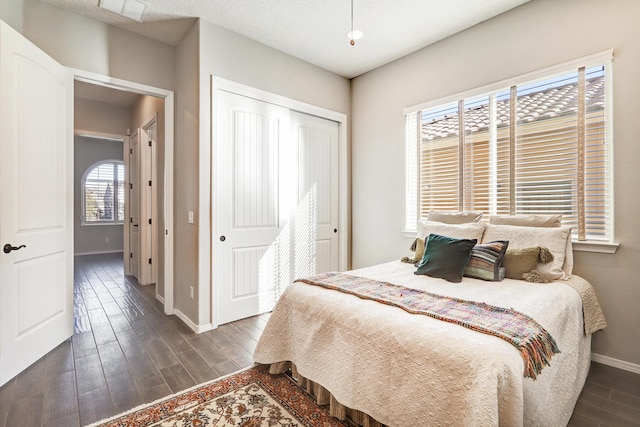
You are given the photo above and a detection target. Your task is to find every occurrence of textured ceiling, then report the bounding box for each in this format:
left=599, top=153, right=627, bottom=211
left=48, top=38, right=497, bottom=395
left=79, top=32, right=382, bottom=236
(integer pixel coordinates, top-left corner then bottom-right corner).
left=44, top=0, right=530, bottom=79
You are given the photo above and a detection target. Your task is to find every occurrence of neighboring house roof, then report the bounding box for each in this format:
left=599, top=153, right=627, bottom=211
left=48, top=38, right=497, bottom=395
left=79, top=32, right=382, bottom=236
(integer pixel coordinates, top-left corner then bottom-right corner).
left=422, top=76, right=605, bottom=141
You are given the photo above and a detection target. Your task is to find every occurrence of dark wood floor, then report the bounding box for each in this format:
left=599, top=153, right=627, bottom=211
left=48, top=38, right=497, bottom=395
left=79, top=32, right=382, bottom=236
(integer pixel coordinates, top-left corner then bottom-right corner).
left=0, top=252, right=638, bottom=426
left=0, top=253, right=268, bottom=427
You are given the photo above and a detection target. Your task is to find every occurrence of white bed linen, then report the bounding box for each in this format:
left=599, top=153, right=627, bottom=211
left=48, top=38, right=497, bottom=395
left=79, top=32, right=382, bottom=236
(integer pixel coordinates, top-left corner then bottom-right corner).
left=253, top=261, right=595, bottom=426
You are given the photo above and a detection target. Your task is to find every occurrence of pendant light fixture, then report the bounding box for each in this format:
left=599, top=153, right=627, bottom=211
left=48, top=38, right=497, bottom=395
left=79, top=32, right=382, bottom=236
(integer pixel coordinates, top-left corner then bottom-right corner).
left=347, top=0, right=363, bottom=46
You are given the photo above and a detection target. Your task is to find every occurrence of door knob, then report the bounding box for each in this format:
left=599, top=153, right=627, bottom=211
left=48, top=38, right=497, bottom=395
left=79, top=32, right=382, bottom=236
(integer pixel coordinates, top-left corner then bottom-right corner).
left=3, top=244, right=26, bottom=254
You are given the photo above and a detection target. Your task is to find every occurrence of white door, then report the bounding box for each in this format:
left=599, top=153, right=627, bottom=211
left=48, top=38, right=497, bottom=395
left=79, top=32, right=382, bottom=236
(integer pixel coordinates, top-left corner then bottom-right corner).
left=139, top=121, right=156, bottom=286
left=129, top=131, right=140, bottom=280
left=0, top=21, right=73, bottom=386
left=216, top=91, right=290, bottom=325
left=290, top=112, right=339, bottom=277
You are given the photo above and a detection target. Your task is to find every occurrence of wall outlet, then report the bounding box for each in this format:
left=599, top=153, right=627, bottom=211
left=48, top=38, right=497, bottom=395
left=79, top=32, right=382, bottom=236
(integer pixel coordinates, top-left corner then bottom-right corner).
left=190, top=286, right=194, bottom=299
left=188, top=211, right=194, bottom=224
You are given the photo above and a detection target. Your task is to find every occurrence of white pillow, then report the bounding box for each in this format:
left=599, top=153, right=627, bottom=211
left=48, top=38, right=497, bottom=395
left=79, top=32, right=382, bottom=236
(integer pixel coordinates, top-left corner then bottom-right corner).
left=481, top=224, right=571, bottom=280
left=428, top=211, right=483, bottom=224
left=417, top=219, right=486, bottom=242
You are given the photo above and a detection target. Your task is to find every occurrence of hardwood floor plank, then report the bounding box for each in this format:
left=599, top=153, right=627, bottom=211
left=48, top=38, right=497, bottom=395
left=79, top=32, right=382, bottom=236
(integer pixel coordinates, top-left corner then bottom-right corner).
left=188, top=335, right=231, bottom=366
left=145, top=337, right=180, bottom=369
left=43, top=371, right=78, bottom=420
left=0, top=378, right=16, bottom=427
left=12, top=357, right=47, bottom=404
left=159, top=364, right=196, bottom=393
left=45, top=340, right=75, bottom=378
left=72, top=331, right=98, bottom=359
left=97, top=342, right=130, bottom=376
left=78, top=387, right=113, bottom=426
left=104, top=370, right=144, bottom=414
left=5, top=394, right=44, bottom=427
left=75, top=354, right=107, bottom=395
left=140, top=382, right=173, bottom=404
left=45, top=412, right=81, bottom=427
left=175, top=349, right=220, bottom=383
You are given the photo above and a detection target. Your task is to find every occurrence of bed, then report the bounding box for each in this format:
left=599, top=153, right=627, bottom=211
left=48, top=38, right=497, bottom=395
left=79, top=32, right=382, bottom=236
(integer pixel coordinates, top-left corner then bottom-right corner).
left=253, top=219, right=607, bottom=426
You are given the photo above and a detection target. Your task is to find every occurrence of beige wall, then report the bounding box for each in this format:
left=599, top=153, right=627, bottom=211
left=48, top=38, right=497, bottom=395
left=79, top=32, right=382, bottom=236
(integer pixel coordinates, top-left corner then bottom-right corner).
left=0, top=0, right=23, bottom=32
left=174, top=23, right=200, bottom=322
left=21, top=0, right=174, bottom=91
left=351, top=0, right=640, bottom=366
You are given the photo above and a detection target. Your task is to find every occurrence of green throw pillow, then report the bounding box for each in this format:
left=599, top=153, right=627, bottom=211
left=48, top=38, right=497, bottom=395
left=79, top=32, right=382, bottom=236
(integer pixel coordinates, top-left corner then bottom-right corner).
left=415, top=234, right=477, bottom=283
left=464, top=240, right=510, bottom=281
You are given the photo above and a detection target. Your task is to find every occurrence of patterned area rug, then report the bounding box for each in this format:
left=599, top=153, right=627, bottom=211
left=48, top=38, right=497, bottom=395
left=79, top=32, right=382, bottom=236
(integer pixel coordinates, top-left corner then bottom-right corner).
left=87, top=365, right=348, bottom=427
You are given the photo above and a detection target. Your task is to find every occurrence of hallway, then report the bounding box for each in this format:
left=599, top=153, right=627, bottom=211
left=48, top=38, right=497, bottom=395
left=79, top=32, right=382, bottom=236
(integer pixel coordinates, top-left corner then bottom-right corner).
left=0, top=253, right=266, bottom=426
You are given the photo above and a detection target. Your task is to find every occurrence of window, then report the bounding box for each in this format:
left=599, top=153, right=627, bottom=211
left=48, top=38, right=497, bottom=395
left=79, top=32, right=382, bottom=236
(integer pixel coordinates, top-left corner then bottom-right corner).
left=82, top=160, right=125, bottom=224
left=405, top=51, right=613, bottom=243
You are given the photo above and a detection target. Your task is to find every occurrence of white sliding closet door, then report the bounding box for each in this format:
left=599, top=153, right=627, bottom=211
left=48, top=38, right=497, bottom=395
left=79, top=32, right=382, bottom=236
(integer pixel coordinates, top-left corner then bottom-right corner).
left=290, top=111, right=339, bottom=277
left=216, top=92, right=340, bottom=325
left=216, top=91, right=291, bottom=325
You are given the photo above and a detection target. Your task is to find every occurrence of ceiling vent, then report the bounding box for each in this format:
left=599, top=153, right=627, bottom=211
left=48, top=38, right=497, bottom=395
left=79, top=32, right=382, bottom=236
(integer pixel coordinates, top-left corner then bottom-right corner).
left=99, top=0, right=147, bottom=22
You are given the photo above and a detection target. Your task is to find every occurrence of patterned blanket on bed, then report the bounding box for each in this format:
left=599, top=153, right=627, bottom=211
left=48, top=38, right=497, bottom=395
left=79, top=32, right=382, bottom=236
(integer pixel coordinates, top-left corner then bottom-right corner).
left=295, top=272, right=560, bottom=379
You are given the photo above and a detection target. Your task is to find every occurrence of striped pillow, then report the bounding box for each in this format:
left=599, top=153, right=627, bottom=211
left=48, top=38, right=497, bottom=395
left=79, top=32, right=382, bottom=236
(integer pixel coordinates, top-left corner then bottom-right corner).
left=464, top=240, right=509, bottom=281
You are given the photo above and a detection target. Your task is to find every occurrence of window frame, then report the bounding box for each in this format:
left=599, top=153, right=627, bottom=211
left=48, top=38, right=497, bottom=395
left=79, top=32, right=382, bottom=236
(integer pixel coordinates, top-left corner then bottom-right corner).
left=404, top=50, right=617, bottom=252
left=81, top=159, right=125, bottom=226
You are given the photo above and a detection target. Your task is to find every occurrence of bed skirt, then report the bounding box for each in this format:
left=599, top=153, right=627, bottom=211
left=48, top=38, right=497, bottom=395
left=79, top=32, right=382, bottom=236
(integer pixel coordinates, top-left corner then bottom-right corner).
left=266, top=361, right=387, bottom=427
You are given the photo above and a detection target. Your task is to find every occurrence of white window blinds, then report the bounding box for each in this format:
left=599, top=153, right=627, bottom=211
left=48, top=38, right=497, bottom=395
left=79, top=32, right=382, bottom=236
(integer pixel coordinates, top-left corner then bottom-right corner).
left=83, top=161, right=125, bottom=223
left=405, top=52, right=613, bottom=242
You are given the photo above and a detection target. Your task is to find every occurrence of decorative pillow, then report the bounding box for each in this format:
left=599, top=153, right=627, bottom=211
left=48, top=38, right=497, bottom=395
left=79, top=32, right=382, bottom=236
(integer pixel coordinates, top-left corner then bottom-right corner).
left=463, top=240, right=509, bottom=281
left=400, top=237, right=426, bottom=265
left=417, top=219, right=486, bottom=242
left=428, top=211, right=483, bottom=224
left=415, top=234, right=477, bottom=283
left=481, top=224, right=570, bottom=280
left=502, top=246, right=554, bottom=282
left=489, top=214, right=562, bottom=228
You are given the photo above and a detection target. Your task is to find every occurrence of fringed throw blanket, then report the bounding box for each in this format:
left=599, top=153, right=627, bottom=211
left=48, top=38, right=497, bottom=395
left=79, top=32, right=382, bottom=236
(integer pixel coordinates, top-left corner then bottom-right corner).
left=296, top=272, right=560, bottom=379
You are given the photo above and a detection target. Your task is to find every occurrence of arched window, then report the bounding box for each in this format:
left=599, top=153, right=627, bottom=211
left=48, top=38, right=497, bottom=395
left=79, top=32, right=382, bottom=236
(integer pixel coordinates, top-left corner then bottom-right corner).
left=82, top=160, right=125, bottom=224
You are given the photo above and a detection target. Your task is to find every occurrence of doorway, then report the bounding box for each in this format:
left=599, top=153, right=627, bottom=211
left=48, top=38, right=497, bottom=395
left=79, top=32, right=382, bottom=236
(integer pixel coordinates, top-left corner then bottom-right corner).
left=73, top=72, right=175, bottom=314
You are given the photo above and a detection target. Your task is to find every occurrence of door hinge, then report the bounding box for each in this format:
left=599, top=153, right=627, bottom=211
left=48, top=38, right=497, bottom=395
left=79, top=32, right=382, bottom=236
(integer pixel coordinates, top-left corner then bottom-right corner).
left=130, top=252, right=133, bottom=258
left=130, top=217, right=133, bottom=223
left=129, top=183, right=133, bottom=189
left=148, top=180, right=152, bottom=186
left=129, top=148, right=132, bottom=154
left=148, top=258, right=152, bottom=264
left=148, top=218, right=152, bottom=225
left=148, top=140, right=152, bottom=147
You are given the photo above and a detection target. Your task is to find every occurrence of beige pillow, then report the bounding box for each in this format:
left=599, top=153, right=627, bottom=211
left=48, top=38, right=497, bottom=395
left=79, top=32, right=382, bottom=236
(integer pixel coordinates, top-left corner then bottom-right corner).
left=489, top=214, right=562, bottom=228
left=417, top=220, right=486, bottom=241
left=428, top=211, right=483, bottom=224
left=481, top=224, right=570, bottom=280
left=502, top=247, right=554, bottom=282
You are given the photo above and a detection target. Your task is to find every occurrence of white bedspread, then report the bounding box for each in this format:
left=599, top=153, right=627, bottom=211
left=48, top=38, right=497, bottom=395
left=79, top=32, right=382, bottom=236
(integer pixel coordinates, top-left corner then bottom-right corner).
left=253, top=261, right=603, bottom=426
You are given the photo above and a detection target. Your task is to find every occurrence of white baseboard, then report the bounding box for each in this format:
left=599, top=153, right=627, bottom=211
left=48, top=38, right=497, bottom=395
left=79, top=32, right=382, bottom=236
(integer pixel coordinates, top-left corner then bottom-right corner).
left=156, top=294, right=165, bottom=304
left=592, top=353, right=640, bottom=374
left=173, top=309, right=215, bottom=334
left=74, top=250, right=123, bottom=256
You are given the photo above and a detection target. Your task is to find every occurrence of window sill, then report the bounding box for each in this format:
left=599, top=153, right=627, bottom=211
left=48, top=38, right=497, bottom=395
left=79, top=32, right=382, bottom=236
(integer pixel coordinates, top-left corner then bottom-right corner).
left=572, top=240, right=619, bottom=254
left=81, top=222, right=124, bottom=227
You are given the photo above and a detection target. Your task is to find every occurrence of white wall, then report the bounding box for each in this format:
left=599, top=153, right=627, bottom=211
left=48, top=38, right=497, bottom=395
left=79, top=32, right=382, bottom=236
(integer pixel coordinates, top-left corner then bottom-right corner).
left=351, top=0, right=640, bottom=366
left=74, top=135, right=124, bottom=255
